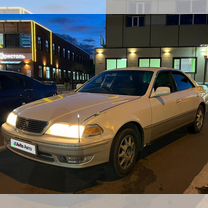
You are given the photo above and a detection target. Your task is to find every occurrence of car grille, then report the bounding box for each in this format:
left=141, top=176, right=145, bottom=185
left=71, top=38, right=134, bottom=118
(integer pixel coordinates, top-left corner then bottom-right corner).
left=16, top=117, right=48, bottom=134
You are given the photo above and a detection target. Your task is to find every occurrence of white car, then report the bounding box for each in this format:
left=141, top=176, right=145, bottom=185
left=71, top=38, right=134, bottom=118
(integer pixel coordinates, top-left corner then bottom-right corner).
left=2, top=68, right=206, bottom=178
left=199, top=85, right=208, bottom=105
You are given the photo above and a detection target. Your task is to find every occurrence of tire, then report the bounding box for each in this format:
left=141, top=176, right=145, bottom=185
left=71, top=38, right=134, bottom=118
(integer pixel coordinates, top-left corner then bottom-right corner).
left=188, top=105, right=205, bottom=133
left=106, top=126, right=141, bottom=179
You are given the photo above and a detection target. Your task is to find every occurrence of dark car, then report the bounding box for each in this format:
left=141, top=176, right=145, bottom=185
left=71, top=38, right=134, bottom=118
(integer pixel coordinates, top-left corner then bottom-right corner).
left=0, top=71, right=57, bottom=124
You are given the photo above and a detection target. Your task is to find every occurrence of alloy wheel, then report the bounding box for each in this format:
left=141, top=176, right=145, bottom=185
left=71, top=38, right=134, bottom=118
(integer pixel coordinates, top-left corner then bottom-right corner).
left=196, top=108, right=204, bottom=130
left=118, top=135, right=136, bottom=170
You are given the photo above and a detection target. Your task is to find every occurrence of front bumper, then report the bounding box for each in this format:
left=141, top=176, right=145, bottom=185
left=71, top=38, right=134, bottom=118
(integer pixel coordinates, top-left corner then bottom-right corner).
left=1, top=123, right=112, bottom=168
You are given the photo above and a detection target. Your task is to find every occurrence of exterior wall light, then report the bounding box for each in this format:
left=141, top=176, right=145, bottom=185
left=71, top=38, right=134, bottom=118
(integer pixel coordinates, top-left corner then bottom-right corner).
left=96, top=49, right=104, bottom=55
left=24, top=59, right=31, bottom=64
left=128, top=48, right=137, bottom=54
left=162, top=48, right=172, bottom=56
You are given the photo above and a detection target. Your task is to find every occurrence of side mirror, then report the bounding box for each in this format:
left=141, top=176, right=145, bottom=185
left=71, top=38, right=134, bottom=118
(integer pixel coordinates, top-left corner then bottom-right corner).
left=151, top=87, right=171, bottom=98
left=76, top=83, right=83, bottom=89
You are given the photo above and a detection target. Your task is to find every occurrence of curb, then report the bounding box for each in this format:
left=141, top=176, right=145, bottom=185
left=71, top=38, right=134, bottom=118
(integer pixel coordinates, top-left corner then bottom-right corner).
left=184, top=163, right=208, bottom=194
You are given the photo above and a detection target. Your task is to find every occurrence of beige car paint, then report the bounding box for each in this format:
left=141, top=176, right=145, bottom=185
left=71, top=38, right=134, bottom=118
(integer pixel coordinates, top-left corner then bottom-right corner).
left=1, top=67, right=205, bottom=168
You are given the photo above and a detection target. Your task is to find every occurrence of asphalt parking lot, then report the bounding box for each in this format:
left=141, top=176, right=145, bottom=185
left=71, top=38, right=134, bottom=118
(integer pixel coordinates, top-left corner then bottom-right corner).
left=0, top=117, right=208, bottom=194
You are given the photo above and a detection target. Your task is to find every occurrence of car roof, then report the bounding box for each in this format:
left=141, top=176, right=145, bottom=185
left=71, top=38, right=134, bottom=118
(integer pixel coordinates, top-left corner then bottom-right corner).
left=0, top=70, right=25, bottom=76
left=111, top=67, right=181, bottom=73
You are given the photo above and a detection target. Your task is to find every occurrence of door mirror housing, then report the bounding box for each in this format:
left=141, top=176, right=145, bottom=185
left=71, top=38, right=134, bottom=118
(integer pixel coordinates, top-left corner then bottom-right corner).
left=76, top=83, right=83, bottom=90
left=151, top=87, right=171, bottom=97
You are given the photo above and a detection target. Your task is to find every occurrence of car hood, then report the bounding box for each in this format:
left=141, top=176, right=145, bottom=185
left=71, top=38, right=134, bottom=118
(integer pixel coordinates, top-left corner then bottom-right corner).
left=15, top=92, right=138, bottom=124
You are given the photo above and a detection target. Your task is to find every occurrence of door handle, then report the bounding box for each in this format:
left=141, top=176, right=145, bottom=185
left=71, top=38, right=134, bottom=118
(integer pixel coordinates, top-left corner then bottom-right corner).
left=176, top=98, right=183, bottom=103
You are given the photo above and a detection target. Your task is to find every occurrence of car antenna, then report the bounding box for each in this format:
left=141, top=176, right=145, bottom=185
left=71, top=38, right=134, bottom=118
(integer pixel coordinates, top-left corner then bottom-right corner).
left=77, top=113, right=81, bottom=143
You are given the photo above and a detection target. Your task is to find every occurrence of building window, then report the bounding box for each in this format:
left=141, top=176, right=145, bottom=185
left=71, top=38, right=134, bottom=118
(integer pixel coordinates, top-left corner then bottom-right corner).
left=38, top=66, right=43, bottom=78
left=5, top=34, right=19, bottom=48
left=45, top=40, right=49, bottom=52
left=138, top=58, right=161, bottom=68
left=72, top=52, right=75, bottom=61
left=73, top=71, right=76, bottom=80
left=136, top=1, right=145, bottom=14
left=67, top=50, right=70, bottom=60
left=63, top=48, right=66, bottom=58
left=173, top=58, right=196, bottom=73
left=52, top=68, right=56, bottom=79
left=166, top=15, right=179, bottom=25
left=52, top=43, right=55, bottom=54
left=106, top=58, right=127, bottom=70
left=194, top=14, right=207, bottom=24
left=0, top=34, right=4, bottom=48
left=37, top=37, right=42, bottom=50
left=68, top=70, right=71, bottom=78
left=126, top=15, right=145, bottom=27
left=76, top=72, right=79, bottom=81
left=58, top=46, right=61, bottom=56
left=20, top=34, right=31, bottom=48
left=46, top=67, right=50, bottom=79
left=180, top=14, right=193, bottom=25
left=57, top=69, right=61, bottom=79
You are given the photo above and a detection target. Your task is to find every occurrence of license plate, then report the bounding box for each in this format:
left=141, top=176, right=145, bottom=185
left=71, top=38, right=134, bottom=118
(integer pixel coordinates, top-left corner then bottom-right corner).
left=10, top=139, right=36, bottom=155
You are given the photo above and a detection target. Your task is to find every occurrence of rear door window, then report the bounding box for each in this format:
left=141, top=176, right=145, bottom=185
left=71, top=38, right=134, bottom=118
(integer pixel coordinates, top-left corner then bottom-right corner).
left=172, top=71, right=194, bottom=91
left=0, top=74, right=24, bottom=91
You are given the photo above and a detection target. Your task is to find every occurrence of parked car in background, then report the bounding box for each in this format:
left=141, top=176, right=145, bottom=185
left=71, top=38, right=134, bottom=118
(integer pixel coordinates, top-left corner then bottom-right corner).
left=199, top=85, right=208, bottom=106
left=0, top=71, right=57, bottom=124
left=2, top=68, right=206, bottom=178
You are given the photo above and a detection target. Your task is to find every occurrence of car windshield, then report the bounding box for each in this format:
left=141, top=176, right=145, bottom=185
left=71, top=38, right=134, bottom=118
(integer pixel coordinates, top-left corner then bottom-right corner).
left=78, top=70, right=153, bottom=96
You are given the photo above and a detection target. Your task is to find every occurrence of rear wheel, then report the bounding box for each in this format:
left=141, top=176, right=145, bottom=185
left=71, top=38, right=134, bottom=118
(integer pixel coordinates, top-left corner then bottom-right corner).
left=106, top=126, right=141, bottom=179
left=188, top=105, right=205, bottom=133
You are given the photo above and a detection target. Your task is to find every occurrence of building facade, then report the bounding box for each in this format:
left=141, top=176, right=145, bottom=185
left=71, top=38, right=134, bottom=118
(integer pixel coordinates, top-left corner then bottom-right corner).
left=96, top=14, right=208, bottom=84
left=106, top=0, right=208, bottom=14
left=0, top=20, right=92, bottom=86
left=0, top=7, right=31, bottom=14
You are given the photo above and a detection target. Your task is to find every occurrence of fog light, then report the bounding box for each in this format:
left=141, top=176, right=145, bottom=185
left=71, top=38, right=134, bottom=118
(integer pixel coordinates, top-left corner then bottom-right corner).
left=65, top=155, right=94, bottom=164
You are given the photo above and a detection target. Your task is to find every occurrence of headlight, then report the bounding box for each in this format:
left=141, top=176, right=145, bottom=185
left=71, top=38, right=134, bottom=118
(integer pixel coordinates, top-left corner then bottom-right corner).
left=6, top=112, right=17, bottom=127
left=46, top=123, right=103, bottom=138
left=46, top=123, right=85, bottom=138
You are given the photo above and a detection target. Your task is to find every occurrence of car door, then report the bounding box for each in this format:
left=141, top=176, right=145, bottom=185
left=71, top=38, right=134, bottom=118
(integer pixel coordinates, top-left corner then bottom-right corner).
left=171, top=71, right=199, bottom=125
left=0, top=74, right=25, bottom=123
left=149, top=71, right=182, bottom=141
left=21, top=75, right=37, bottom=103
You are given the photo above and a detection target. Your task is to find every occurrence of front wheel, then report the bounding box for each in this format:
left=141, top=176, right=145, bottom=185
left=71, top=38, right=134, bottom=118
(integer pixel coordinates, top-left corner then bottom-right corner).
left=188, top=105, right=205, bottom=133
left=106, top=127, right=141, bottom=179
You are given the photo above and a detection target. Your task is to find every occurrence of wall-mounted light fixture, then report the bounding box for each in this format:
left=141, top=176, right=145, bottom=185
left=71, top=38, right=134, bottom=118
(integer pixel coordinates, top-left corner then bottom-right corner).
left=128, top=48, right=137, bottom=55
left=96, top=49, right=104, bottom=55
left=24, top=59, right=31, bottom=64
left=162, top=48, right=172, bottom=56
